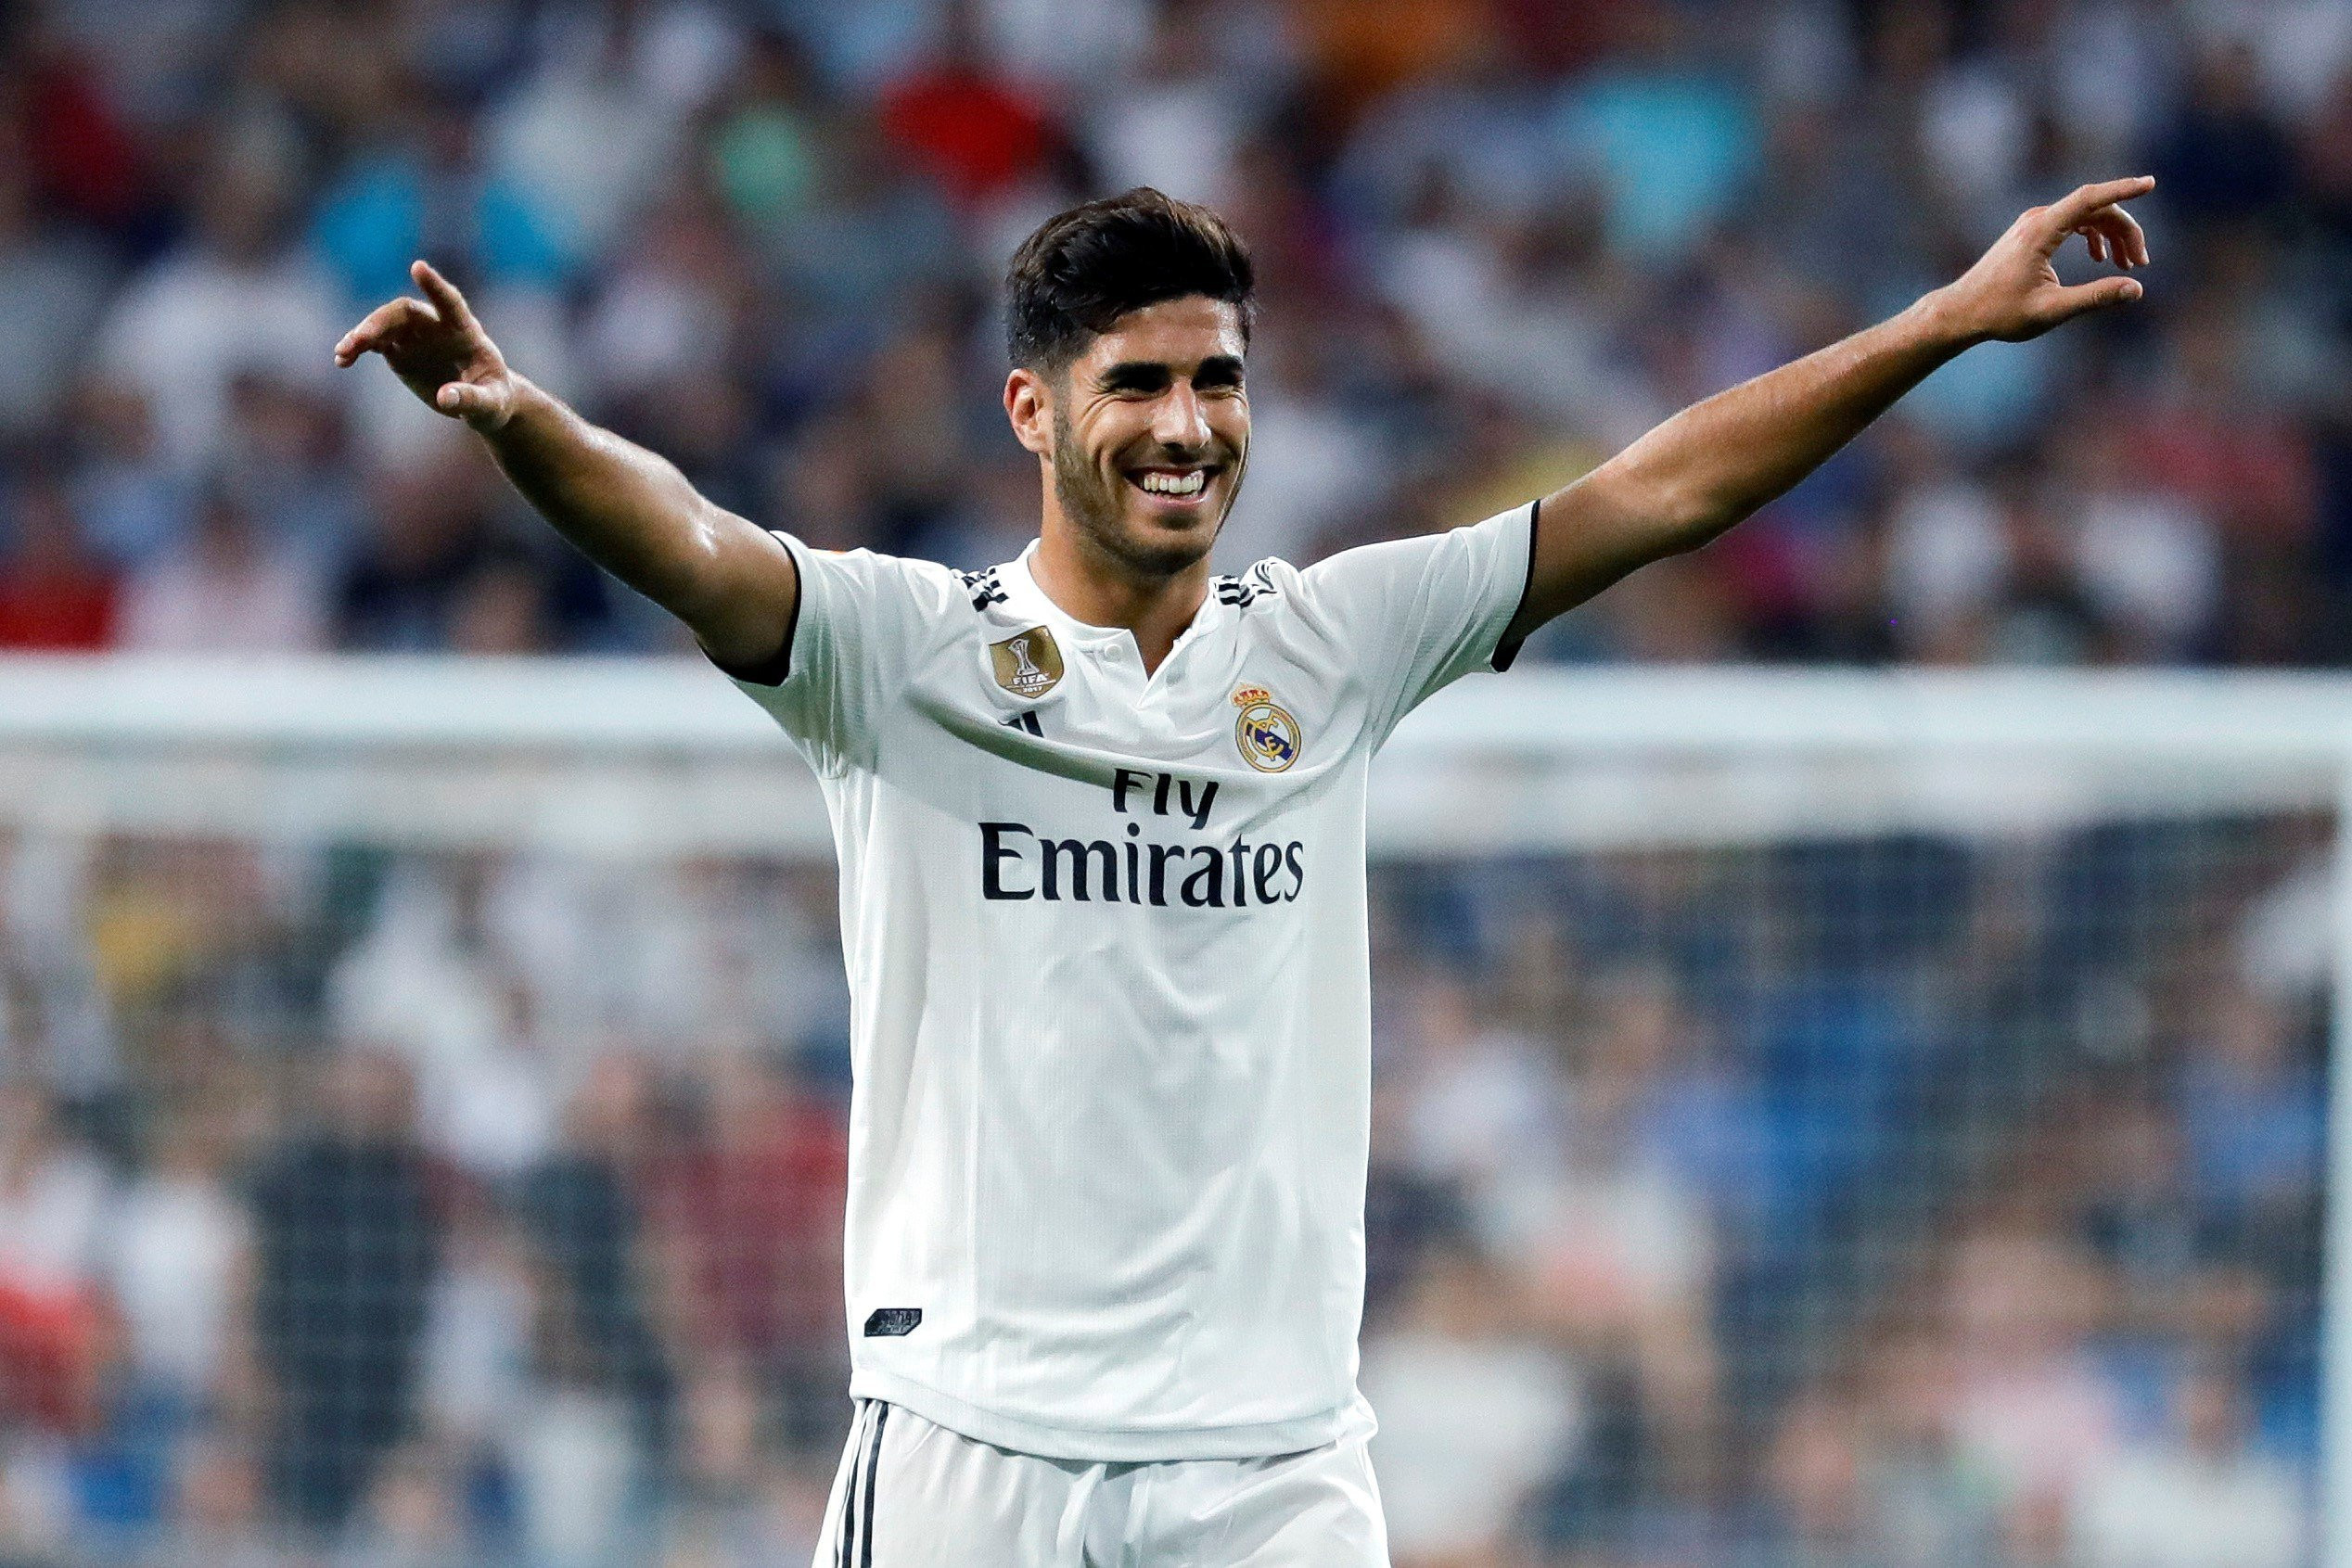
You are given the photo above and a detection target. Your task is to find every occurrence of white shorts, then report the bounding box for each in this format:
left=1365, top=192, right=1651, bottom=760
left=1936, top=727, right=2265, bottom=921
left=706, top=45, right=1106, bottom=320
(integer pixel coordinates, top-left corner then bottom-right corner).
left=812, top=1400, right=1390, bottom=1567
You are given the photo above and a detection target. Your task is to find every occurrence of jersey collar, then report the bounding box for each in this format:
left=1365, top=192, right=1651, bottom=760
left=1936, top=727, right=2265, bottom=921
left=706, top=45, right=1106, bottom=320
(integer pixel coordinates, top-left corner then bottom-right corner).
left=1000, top=540, right=1228, bottom=657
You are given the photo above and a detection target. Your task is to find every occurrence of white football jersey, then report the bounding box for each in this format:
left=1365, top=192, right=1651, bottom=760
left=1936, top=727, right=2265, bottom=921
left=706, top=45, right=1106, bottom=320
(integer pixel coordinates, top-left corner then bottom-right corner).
left=724, top=504, right=1537, bottom=1461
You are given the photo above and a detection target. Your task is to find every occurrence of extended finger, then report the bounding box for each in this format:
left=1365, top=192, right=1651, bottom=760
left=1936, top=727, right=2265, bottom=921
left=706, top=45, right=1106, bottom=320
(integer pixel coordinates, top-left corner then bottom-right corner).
left=2097, top=203, right=2150, bottom=267
left=2044, top=175, right=2155, bottom=238
left=411, top=260, right=480, bottom=334
left=334, top=298, right=439, bottom=364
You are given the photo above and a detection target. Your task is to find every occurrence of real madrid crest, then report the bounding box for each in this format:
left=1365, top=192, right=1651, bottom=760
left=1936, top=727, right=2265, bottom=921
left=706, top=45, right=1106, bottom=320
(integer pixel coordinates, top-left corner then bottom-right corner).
left=1233, top=685, right=1302, bottom=772
left=990, top=626, right=1064, bottom=698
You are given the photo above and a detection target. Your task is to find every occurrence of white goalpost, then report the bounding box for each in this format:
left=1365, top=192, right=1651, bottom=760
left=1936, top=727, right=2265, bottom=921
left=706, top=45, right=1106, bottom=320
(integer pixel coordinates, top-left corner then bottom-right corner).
left=6, top=656, right=2341, bottom=1562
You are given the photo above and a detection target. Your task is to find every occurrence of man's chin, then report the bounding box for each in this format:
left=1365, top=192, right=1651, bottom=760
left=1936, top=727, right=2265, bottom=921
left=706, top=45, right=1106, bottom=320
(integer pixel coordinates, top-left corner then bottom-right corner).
left=1101, top=509, right=1221, bottom=578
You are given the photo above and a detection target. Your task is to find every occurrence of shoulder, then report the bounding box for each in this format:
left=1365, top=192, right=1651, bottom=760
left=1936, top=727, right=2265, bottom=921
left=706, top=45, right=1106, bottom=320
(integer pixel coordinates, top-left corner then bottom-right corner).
left=799, top=542, right=970, bottom=618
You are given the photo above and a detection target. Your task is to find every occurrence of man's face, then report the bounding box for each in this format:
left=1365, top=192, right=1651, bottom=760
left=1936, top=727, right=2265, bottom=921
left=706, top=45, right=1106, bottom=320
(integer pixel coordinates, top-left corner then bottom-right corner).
left=1009, top=296, right=1250, bottom=579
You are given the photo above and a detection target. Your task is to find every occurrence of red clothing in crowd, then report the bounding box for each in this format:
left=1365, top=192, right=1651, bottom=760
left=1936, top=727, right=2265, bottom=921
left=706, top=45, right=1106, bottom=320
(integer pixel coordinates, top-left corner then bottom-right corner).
left=879, top=66, right=1057, bottom=203
left=0, top=561, right=118, bottom=650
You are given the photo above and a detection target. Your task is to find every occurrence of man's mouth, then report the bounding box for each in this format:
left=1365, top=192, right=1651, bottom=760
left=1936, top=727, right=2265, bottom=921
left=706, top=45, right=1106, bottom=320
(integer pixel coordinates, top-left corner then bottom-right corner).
left=1127, top=465, right=1218, bottom=504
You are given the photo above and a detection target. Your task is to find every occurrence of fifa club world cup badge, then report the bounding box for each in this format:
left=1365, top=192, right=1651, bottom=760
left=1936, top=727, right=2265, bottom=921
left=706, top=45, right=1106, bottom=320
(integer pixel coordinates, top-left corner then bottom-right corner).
left=1233, top=686, right=1302, bottom=772
left=991, top=627, right=1064, bottom=698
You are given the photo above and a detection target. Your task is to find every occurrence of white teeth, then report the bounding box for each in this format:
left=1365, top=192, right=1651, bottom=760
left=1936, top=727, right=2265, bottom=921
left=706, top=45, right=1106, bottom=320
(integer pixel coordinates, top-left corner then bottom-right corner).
left=1140, top=471, right=1207, bottom=497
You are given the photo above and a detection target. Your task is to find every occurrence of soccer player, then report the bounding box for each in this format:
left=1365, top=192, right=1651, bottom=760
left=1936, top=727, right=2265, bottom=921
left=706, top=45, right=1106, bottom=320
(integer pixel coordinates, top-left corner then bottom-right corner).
left=335, top=176, right=2152, bottom=1564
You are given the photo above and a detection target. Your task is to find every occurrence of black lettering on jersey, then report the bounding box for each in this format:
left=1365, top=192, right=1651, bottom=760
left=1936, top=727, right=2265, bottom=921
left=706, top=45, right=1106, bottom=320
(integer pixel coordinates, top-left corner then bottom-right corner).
left=1254, top=843, right=1286, bottom=904
left=1213, top=564, right=1280, bottom=609
left=863, top=1307, right=923, bottom=1337
left=1041, top=838, right=1117, bottom=901
left=1178, top=779, right=1218, bottom=830
left=981, top=822, right=1302, bottom=908
left=981, top=822, right=1035, bottom=899
left=957, top=567, right=1009, bottom=611
left=1180, top=846, right=1225, bottom=908
left=1148, top=843, right=1187, bottom=905
left=1109, top=770, right=1218, bottom=829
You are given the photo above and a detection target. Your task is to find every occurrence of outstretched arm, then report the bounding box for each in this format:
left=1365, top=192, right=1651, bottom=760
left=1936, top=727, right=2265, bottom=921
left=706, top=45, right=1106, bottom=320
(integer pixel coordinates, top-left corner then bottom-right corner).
left=1505, top=175, right=2155, bottom=641
left=334, top=260, right=797, bottom=669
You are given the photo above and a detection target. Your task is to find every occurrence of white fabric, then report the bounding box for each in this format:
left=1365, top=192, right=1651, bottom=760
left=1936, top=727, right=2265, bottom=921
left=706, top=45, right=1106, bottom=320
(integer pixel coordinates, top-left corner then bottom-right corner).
left=813, top=1399, right=1388, bottom=1568
left=727, top=507, right=1534, bottom=1462
left=2069, top=1443, right=2308, bottom=1568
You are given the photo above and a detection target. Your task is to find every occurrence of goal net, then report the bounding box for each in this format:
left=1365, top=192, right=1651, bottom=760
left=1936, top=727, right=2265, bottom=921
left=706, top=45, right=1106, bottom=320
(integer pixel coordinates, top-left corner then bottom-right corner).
left=0, top=657, right=2333, bottom=1568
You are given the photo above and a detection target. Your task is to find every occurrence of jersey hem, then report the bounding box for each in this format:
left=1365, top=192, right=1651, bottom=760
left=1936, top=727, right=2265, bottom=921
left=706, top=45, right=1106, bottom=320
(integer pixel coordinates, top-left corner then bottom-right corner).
left=1490, top=496, right=1540, bottom=673
left=847, top=1367, right=1377, bottom=1463
left=701, top=529, right=805, bottom=687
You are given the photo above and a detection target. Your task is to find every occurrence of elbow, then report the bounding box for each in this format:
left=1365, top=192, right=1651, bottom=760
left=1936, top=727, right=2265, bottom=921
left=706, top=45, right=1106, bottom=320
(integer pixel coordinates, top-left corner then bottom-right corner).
left=1602, top=465, right=1735, bottom=560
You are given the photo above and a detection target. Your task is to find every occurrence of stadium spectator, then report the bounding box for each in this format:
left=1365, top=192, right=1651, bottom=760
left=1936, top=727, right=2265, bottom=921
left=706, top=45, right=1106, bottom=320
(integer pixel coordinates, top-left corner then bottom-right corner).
left=159, top=1431, right=281, bottom=1568
left=1935, top=1222, right=2126, bottom=1527
left=0, top=466, right=119, bottom=651
left=2068, top=1359, right=2307, bottom=1568
left=0, top=1082, right=109, bottom=1434
left=90, top=145, right=342, bottom=475
left=249, top=1051, right=442, bottom=1532
left=334, top=1443, right=470, bottom=1568
left=118, top=480, right=325, bottom=654
left=516, top=1057, right=676, bottom=1469
left=0, top=153, right=111, bottom=447
left=329, top=443, right=513, bottom=655
left=2175, top=981, right=2322, bottom=1254
left=1359, top=1238, right=1580, bottom=1568
left=103, top=1105, right=251, bottom=1421
left=648, top=1052, right=847, bottom=1449
left=876, top=0, right=1063, bottom=210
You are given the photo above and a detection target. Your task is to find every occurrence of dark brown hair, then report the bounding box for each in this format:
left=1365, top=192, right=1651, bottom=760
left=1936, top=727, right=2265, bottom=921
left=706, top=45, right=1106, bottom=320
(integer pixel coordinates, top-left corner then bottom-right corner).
left=1003, top=187, right=1256, bottom=370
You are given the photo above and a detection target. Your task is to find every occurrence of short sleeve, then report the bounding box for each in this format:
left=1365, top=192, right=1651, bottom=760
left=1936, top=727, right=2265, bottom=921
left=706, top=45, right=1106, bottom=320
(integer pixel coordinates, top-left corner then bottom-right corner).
left=712, top=532, right=948, bottom=774
left=1295, top=502, right=1539, bottom=742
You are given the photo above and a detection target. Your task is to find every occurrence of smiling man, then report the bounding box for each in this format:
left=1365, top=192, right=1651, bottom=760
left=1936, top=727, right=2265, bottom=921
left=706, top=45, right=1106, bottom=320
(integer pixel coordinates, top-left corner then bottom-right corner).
left=336, top=179, right=2152, bottom=1565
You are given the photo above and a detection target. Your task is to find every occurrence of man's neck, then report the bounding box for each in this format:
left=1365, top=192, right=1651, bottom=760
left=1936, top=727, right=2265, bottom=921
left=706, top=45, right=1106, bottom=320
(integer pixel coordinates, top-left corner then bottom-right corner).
left=1030, top=520, right=1212, bottom=676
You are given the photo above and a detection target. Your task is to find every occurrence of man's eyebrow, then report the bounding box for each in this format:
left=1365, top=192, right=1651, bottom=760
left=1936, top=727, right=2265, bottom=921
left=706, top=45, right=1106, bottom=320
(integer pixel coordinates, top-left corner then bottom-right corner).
left=1094, top=356, right=1246, bottom=390
left=1096, top=361, right=1173, bottom=391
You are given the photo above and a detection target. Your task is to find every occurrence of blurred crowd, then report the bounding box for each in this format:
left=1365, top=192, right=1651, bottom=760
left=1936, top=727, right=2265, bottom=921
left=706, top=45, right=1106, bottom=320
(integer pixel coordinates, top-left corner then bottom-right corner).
left=0, top=814, right=2326, bottom=1566
left=0, top=0, right=2343, bottom=1564
left=0, top=0, right=2350, bottom=663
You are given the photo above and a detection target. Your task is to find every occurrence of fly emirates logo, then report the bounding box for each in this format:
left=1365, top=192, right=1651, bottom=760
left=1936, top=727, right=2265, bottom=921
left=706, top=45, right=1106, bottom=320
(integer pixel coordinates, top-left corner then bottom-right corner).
left=979, top=768, right=1306, bottom=910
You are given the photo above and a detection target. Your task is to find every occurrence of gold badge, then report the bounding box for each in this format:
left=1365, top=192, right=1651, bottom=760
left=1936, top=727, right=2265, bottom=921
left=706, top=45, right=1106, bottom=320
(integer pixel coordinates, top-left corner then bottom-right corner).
left=990, top=626, right=1064, bottom=698
left=1234, top=685, right=1302, bottom=772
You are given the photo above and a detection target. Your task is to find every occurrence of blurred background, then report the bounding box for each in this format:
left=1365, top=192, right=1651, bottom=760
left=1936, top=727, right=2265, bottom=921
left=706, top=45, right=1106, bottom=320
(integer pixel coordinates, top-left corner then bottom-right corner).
left=0, top=0, right=2339, bottom=1563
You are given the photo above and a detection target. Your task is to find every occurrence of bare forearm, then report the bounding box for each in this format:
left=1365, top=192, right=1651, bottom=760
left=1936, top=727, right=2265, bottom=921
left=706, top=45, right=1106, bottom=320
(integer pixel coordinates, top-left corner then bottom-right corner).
left=335, top=260, right=794, bottom=664
left=1515, top=300, right=1965, bottom=624
left=482, top=381, right=723, bottom=607
left=1615, top=293, right=1969, bottom=547
left=1513, top=177, right=2152, bottom=635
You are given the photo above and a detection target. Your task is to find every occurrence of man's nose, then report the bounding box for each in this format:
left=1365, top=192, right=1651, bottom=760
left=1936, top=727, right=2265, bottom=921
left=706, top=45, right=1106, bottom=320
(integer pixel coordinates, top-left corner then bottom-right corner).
left=1150, top=385, right=1210, bottom=451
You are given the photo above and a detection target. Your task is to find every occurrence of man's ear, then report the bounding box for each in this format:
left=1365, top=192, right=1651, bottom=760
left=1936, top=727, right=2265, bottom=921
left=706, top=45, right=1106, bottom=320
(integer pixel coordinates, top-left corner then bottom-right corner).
left=1004, top=367, right=1053, bottom=457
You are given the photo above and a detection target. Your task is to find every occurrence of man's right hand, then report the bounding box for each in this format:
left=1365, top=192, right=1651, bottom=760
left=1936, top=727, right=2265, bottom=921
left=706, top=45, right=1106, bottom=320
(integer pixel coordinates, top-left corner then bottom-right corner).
left=334, top=259, right=522, bottom=431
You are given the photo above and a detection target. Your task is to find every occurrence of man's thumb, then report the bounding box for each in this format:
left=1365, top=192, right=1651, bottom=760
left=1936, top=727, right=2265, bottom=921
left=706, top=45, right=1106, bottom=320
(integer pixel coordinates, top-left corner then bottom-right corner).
left=2051, top=275, right=2142, bottom=325
left=436, top=380, right=505, bottom=426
